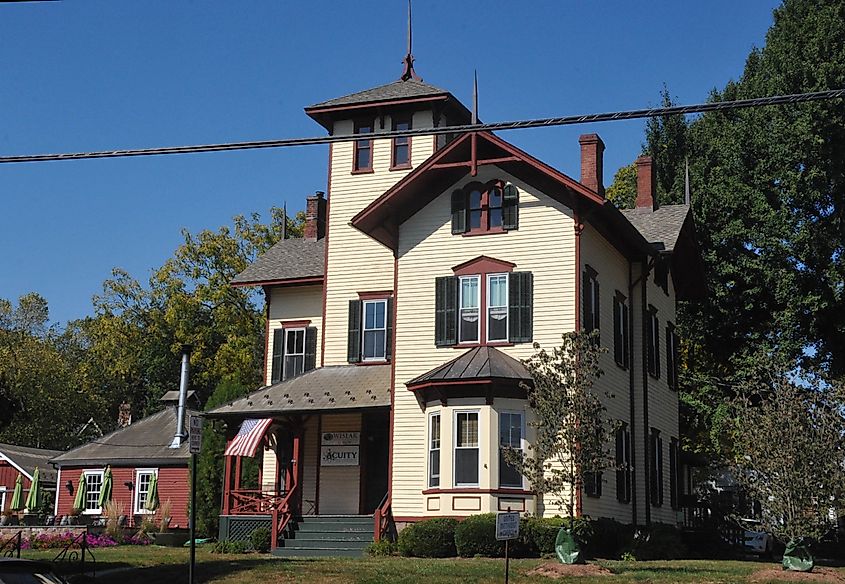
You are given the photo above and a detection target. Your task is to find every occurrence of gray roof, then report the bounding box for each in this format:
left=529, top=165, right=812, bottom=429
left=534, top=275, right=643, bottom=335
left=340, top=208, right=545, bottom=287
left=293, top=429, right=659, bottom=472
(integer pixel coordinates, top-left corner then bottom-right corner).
left=620, top=204, right=690, bottom=252
left=159, top=390, right=198, bottom=404
left=407, top=347, right=531, bottom=386
left=0, top=443, right=63, bottom=483
left=307, top=78, right=450, bottom=110
left=231, top=238, right=325, bottom=285
left=206, top=365, right=391, bottom=418
left=51, top=408, right=197, bottom=467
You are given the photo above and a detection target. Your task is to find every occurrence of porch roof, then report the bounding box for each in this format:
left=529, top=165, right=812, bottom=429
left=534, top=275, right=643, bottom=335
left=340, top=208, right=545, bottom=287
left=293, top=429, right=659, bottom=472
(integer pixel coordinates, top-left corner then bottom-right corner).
left=205, top=365, right=391, bottom=419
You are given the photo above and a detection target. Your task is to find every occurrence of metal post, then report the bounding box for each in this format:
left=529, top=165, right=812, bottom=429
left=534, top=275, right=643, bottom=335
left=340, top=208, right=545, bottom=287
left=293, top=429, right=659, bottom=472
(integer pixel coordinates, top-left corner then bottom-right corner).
left=504, top=538, right=510, bottom=584
left=189, top=452, right=197, bottom=584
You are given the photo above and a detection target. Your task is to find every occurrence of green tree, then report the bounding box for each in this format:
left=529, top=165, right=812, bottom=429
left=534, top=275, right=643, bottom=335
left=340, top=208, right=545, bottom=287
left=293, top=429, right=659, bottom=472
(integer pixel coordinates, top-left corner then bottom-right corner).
left=643, top=85, right=690, bottom=204
left=605, top=162, right=637, bottom=209
left=504, top=331, right=616, bottom=520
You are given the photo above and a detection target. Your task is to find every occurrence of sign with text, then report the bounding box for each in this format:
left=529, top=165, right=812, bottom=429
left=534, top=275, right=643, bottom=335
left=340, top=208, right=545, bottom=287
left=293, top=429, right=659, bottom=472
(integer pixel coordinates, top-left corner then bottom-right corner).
left=321, top=431, right=360, bottom=446
left=189, top=416, right=203, bottom=454
left=495, top=511, right=520, bottom=541
left=320, top=445, right=360, bottom=466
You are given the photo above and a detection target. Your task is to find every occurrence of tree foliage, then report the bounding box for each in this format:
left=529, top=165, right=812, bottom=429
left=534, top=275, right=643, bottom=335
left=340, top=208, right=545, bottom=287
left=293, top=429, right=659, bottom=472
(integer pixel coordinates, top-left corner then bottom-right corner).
left=505, top=331, right=617, bottom=518
left=728, top=362, right=845, bottom=546
left=605, top=163, right=637, bottom=209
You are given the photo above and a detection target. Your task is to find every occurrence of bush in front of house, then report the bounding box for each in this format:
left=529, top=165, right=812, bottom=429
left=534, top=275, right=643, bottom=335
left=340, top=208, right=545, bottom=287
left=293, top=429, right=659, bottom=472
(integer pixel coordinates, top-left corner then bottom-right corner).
left=249, top=527, right=271, bottom=553
left=586, top=517, right=632, bottom=559
left=210, top=539, right=250, bottom=554
left=455, top=514, right=505, bottom=557
left=365, top=539, right=398, bottom=556
left=521, top=516, right=594, bottom=557
left=622, top=523, right=687, bottom=560
left=397, top=518, right=458, bottom=557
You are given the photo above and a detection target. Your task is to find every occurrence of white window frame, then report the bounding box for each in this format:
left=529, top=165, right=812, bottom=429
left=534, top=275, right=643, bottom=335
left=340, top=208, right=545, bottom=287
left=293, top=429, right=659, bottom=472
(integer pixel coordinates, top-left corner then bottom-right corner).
left=361, top=299, right=388, bottom=361
left=486, top=273, right=509, bottom=343
left=134, top=468, right=159, bottom=515
left=498, top=410, right=526, bottom=489
left=82, top=470, right=104, bottom=515
left=283, top=327, right=306, bottom=380
left=453, top=409, right=481, bottom=487
left=428, top=412, right=441, bottom=488
left=0, top=486, right=6, bottom=512
left=458, top=275, right=481, bottom=344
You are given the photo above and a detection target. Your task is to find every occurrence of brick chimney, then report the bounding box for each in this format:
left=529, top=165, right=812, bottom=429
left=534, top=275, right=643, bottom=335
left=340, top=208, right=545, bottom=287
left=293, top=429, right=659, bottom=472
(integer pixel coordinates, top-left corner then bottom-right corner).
left=304, top=191, right=327, bottom=241
left=635, top=155, right=658, bottom=212
left=579, top=133, right=605, bottom=197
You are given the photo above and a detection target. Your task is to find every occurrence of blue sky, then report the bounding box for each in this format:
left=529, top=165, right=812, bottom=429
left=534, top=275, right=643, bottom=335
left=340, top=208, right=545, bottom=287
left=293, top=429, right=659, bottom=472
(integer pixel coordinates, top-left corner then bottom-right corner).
left=1, top=0, right=781, bottom=325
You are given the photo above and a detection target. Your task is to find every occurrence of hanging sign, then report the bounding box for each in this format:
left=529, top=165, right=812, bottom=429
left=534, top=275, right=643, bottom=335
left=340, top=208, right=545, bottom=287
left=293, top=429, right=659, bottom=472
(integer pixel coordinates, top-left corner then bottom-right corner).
left=189, top=416, right=203, bottom=454
left=321, top=432, right=360, bottom=446
left=320, top=445, right=359, bottom=466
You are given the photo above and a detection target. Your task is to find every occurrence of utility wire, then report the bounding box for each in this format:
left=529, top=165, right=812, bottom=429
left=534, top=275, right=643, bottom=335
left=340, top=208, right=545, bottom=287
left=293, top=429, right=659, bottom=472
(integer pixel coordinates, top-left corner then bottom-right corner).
left=1, top=88, right=843, bottom=164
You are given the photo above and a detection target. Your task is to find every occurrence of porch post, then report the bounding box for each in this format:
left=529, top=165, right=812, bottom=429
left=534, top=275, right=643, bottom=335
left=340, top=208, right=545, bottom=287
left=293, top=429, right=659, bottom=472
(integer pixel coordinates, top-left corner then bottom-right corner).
left=223, top=451, right=232, bottom=515
left=234, top=456, right=242, bottom=492
left=292, top=430, right=301, bottom=515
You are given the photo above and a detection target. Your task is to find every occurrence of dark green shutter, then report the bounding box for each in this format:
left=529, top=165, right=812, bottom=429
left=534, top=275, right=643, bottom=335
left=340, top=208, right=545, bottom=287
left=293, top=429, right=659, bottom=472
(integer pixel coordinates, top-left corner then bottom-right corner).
left=616, top=426, right=626, bottom=502
left=304, top=326, right=317, bottom=372
left=654, top=315, right=661, bottom=378
left=451, top=189, right=466, bottom=234
left=385, top=297, right=394, bottom=359
left=669, top=438, right=678, bottom=509
left=508, top=271, right=533, bottom=343
left=502, top=183, right=519, bottom=230
left=613, top=298, right=622, bottom=365
left=271, top=329, right=284, bottom=384
left=594, top=279, right=601, bottom=343
left=347, top=299, right=362, bottom=363
left=582, top=270, right=590, bottom=332
left=435, top=276, right=458, bottom=346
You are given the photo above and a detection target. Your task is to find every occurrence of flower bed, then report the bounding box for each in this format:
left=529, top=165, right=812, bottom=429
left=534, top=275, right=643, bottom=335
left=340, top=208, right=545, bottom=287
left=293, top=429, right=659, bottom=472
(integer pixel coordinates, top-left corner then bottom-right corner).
left=21, top=530, right=152, bottom=550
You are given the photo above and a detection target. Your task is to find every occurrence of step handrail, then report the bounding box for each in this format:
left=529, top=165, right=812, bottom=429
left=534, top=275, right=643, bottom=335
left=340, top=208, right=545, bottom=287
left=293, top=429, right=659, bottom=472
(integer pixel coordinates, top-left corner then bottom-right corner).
left=373, top=492, right=392, bottom=542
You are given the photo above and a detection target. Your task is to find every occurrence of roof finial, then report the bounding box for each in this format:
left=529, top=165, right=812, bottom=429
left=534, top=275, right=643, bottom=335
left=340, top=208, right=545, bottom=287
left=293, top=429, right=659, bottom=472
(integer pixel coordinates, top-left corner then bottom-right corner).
left=472, top=70, right=478, bottom=124
left=684, top=157, right=691, bottom=205
left=400, top=0, right=420, bottom=81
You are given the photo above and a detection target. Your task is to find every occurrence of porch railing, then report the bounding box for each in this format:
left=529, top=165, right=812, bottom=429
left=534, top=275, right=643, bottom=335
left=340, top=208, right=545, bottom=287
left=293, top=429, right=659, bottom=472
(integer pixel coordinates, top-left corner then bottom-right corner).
left=228, top=490, right=288, bottom=515
left=373, top=493, right=393, bottom=542
left=270, top=475, right=299, bottom=549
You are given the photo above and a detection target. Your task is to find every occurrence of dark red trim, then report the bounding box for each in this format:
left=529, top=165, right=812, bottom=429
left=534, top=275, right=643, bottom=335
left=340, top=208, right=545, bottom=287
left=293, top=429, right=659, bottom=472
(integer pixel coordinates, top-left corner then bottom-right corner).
left=470, top=132, right=478, bottom=177
left=305, top=94, right=450, bottom=116
left=358, top=290, right=394, bottom=300
left=355, top=360, right=389, bottom=366
left=421, top=488, right=534, bottom=496
left=231, top=276, right=324, bottom=288
left=452, top=255, right=516, bottom=276
left=278, top=319, right=311, bottom=328
left=461, top=228, right=506, bottom=238
left=320, top=145, right=332, bottom=367
left=430, top=156, right=521, bottom=170
left=351, top=168, right=375, bottom=175
left=263, top=287, right=271, bottom=385
left=387, top=254, right=398, bottom=512
left=408, top=379, right=494, bottom=391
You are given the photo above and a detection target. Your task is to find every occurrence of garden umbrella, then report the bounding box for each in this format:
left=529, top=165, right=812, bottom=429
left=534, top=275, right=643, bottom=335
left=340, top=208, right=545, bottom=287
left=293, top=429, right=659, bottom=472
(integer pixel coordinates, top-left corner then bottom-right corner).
left=72, top=475, right=87, bottom=511
left=143, top=473, right=159, bottom=512
left=98, top=466, right=112, bottom=508
left=23, top=467, right=40, bottom=511
left=9, top=473, right=23, bottom=511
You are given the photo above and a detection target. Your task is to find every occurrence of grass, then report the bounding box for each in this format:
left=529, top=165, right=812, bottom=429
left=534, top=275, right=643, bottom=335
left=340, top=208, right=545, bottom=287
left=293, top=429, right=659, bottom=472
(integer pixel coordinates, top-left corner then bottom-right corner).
left=15, top=546, right=845, bottom=583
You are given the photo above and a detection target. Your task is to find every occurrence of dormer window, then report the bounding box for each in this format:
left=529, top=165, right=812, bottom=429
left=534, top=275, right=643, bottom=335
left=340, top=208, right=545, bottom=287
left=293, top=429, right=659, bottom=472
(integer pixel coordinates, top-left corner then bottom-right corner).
left=391, top=117, right=412, bottom=169
left=353, top=120, right=373, bottom=173
left=452, top=180, right=519, bottom=235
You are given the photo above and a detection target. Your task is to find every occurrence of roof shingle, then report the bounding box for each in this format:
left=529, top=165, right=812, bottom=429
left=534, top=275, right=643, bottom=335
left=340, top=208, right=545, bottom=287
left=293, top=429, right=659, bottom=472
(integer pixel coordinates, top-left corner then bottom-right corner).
left=407, top=347, right=531, bottom=386
left=0, top=443, right=63, bottom=483
left=620, top=204, right=690, bottom=252
left=307, top=79, right=450, bottom=110
left=231, top=238, right=324, bottom=285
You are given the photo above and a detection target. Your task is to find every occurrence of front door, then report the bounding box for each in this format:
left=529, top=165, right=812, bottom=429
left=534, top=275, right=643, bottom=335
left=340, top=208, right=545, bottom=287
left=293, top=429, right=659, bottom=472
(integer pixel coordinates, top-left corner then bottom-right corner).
left=360, top=410, right=390, bottom=514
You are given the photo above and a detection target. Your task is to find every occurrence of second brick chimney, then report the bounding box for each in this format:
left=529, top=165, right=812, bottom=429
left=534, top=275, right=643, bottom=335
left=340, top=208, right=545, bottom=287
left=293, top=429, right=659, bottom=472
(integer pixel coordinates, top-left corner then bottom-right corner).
left=635, top=155, right=658, bottom=212
left=579, top=133, right=605, bottom=197
left=304, top=191, right=327, bottom=241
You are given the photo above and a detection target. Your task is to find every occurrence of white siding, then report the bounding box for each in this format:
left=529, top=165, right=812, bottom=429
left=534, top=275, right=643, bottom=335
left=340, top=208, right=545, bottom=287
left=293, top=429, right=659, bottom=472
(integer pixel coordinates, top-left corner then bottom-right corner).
left=265, top=285, right=323, bottom=385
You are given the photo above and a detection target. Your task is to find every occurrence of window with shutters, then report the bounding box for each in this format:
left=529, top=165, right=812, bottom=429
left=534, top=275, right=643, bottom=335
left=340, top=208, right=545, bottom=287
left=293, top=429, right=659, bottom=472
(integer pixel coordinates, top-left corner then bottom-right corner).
left=647, top=305, right=660, bottom=378
left=83, top=470, right=104, bottom=514
left=613, top=292, right=629, bottom=369
left=451, top=180, right=519, bottom=235
left=347, top=296, right=393, bottom=363
left=134, top=469, right=157, bottom=514
left=454, top=411, right=480, bottom=486
left=584, top=424, right=603, bottom=498
left=271, top=325, right=318, bottom=383
left=436, top=262, right=532, bottom=347
left=499, top=412, right=524, bottom=488
left=353, top=119, right=373, bottom=173
left=391, top=116, right=412, bottom=169
left=650, top=428, right=664, bottom=507
left=615, top=423, right=632, bottom=503
left=429, top=413, right=441, bottom=488
left=669, top=437, right=679, bottom=510
left=582, top=265, right=600, bottom=340
left=666, top=323, right=679, bottom=391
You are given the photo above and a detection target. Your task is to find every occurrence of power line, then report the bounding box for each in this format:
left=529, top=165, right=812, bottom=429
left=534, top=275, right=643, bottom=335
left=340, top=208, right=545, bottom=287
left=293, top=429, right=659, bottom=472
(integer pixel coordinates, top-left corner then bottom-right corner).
left=1, top=88, right=843, bottom=164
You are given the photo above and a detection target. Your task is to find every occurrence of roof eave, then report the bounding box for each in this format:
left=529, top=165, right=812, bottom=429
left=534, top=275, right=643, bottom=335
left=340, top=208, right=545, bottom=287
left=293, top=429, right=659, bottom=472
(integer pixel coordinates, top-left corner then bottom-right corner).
left=230, top=275, right=324, bottom=288
left=305, top=93, right=469, bottom=132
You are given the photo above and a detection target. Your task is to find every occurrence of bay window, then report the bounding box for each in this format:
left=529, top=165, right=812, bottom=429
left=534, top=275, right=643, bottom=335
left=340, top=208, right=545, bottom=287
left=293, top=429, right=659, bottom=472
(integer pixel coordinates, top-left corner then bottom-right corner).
left=487, top=274, right=508, bottom=342
left=454, top=411, right=479, bottom=486
left=499, top=412, right=524, bottom=488
left=459, top=276, right=480, bottom=343
left=429, top=413, right=441, bottom=488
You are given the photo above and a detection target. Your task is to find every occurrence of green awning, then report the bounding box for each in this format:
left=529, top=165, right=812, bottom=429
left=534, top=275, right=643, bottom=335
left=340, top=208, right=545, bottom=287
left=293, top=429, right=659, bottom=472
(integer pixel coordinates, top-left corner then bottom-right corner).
left=144, top=473, right=159, bottom=512
left=72, top=474, right=87, bottom=511
left=98, top=466, right=112, bottom=508
left=9, top=474, right=23, bottom=511
left=24, top=467, right=40, bottom=511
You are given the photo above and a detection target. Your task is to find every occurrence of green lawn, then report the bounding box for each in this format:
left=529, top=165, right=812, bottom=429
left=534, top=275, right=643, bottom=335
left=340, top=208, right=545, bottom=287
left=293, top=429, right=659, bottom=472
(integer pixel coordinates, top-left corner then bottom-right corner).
left=16, top=546, right=845, bottom=583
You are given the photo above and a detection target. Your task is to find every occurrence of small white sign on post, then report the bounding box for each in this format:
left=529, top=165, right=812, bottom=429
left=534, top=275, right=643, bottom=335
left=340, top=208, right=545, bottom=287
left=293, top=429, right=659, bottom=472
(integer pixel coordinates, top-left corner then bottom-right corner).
left=496, top=511, right=520, bottom=541
left=189, top=416, right=203, bottom=454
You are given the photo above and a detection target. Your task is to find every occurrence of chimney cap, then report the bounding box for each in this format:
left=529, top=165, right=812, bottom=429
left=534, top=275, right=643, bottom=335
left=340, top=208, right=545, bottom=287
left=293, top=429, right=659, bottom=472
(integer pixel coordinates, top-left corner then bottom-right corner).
left=579, top=133, right=605, bottom=147
left=309, top=190, right=325, bottom=199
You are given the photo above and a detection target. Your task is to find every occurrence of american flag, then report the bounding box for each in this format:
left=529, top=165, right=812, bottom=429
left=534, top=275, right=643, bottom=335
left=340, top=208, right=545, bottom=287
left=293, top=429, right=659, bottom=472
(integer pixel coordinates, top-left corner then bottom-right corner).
left=224, top=418, right=273, bottom=458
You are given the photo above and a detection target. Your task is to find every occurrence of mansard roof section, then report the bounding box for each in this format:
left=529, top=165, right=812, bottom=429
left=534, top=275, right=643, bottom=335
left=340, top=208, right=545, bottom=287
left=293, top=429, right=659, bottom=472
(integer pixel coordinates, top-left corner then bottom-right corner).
left=350, top=130, right=655, bottom=260
left=406, top=346, right=531, bottom=392
left=305, top=78, right=472, bottom=130
left=621, top=204, right=690, bottom=252
left=230, top=238, right=325, bottom=287
left=204, top=365, right=391, bottom=419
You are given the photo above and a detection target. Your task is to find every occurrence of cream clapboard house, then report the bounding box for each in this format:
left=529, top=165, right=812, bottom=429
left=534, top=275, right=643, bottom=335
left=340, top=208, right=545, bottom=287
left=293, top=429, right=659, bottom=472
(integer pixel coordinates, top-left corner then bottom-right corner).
left=207, top=57, right=703, bottom=556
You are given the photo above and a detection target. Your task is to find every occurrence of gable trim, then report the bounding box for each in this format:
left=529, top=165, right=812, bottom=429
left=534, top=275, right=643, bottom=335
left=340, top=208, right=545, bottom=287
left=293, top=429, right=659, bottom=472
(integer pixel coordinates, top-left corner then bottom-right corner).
left=0, top=452, right=33, bottom=481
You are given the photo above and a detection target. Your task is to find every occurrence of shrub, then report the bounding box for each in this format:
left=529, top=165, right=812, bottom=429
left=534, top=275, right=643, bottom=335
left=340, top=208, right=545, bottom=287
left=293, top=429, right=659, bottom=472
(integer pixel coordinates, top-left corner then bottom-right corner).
left=104, top=500, right=125, bottom=542
left=622, top=523, right=687, bottom=560
left=397, top=518, right=458, bottom=557
left=249, top=527, right=271, bottom=553
left=210, top=540, right=249, bottom=554
left=365, top=539, right=397, bottom=556
left=587, top=517, right=632, bottom=559
left=157, top=499, right=173, bottom=533
left=522, top=516, right=593, bottom=556
left=455, top=514, right=504, bottom=557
